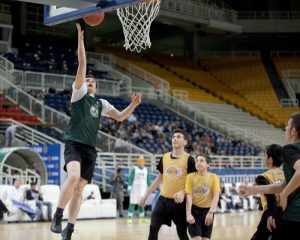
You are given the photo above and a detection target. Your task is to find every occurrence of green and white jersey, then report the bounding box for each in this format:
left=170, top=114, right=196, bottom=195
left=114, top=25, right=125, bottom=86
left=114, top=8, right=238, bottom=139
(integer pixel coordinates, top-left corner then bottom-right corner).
left=64, top=83, right=115, bottom=147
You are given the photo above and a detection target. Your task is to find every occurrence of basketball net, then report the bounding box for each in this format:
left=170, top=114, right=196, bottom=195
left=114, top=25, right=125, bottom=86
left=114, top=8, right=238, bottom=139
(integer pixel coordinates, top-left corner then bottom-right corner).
left=117, top=0, right=161, bottom=52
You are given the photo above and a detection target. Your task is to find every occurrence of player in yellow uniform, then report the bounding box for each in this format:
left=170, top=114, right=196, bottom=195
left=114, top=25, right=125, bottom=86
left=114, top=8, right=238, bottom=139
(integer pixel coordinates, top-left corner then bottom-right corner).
left=251, top=144, right=285, bottom=240
left=140, top=129, right=196, bottom=240
left=185, top=154, right=220, bottom=240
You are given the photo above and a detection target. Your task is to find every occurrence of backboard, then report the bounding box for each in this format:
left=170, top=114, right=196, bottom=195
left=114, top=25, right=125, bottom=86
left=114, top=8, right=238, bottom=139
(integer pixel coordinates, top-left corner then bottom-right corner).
left=42, top=0, right=144, bottom=26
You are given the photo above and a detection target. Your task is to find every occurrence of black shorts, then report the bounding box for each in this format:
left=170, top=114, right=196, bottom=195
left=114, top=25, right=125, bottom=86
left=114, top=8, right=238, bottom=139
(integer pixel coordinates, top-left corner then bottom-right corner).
left=188, top=206, right=213, bottom=238
left=64, top=140, right=97, bottom=183
left=272, top=219, right=300, bottom=240
left=251, top=207, right=282, bottom=240
left=151, top=196, right=187, bottom=228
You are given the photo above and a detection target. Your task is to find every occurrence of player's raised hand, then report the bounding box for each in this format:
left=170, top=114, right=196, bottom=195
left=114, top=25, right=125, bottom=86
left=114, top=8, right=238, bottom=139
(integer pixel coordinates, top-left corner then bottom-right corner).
left=76, top=23, right=84, bottom=41
left=131, top=92, right=141, bottom=107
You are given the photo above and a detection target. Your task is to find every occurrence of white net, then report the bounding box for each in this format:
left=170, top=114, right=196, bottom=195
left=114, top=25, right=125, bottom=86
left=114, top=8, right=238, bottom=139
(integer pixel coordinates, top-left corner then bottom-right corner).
left=117, top=0, right=161, bottom=52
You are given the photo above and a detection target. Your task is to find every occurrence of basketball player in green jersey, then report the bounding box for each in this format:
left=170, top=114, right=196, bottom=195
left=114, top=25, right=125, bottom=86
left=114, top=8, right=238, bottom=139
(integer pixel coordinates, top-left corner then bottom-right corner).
left=50, top=23, right=141, bottom=240
left=250, top=144, right=284, bottom=240
left=239, top=112, right=300, bottom=240
left=140, top=129, right=196, bottom=240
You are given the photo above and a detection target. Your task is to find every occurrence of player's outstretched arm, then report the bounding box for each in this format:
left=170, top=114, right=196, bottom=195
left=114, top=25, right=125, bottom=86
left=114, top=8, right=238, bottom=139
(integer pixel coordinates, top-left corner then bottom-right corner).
left=238, top=181, right=285, bottom=196
left=74, top=23, right=86, bottom=90
left=106, top=93, right=141, bottom=122
left=139, top=173, right=162, bottom=207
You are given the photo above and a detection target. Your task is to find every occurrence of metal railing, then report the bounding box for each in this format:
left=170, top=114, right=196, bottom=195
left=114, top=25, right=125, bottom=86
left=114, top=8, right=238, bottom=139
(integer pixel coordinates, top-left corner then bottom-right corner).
left=239, top=11, right=300, bottom=20
left=197, top=51, right=261, bottom=58
left=1, top=164, right=41, bottom=186
left=0, top=118, right=63, bottom=145
left=161, top=0, right=238, bottom=24
left=219, top=174, right=257, bottom=184
left=95, top=152, right=264, bottom=190
left=271, top=51, right=300, bottom=57
left=282, top=70, right=300, bottom=78
left=280, top=99, right=299, bottom=108
left=281, top=70, right=300, bottom=105
left=97, top=153, right=264, bottom=172
left=8, top=70, right=121, bottom=97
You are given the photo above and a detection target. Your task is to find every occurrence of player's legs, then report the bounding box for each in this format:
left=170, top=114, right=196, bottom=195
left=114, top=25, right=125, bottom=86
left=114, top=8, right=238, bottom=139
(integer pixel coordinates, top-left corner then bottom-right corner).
left=138, top=205, right=145, bottom=217
left=127, top=204, right=135, bottom=223
left=148, top=197, right=171, bottom=240
left=61, top=178, right=87, bottom=240
left=172, top=201, right=189, bottom=240
left=67, top=178, right=88, bottom=223
left=58, top=161, right=81, bottom=208
left=251, top=211, right=271, bottom=240
left=188, top=207, right=213, bottom=240
left=271, top=220, right=300, bottom=240
left=61, top=143, right=96, bottom=240
left=50, top=161, right=80, bottom=234
left=117, top=191, right=124, bottom=217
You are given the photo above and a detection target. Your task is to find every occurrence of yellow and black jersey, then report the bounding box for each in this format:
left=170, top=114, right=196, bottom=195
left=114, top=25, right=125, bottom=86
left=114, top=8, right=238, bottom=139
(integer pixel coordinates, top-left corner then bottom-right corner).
left=157, top=152, right=196, bottom=199
left=185, top=172, right=220, bottom=208
left=256, top=167, right=285, bottom=211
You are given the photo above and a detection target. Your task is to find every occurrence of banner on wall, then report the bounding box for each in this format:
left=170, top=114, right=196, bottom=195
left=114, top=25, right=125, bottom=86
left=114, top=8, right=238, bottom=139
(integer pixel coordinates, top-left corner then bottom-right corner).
left=30, top=144, right=61, bottom=185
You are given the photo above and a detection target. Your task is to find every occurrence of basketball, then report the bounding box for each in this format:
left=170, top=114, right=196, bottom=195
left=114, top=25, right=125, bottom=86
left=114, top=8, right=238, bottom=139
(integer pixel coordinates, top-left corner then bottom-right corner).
left=83, top=12, right=105, bottom=27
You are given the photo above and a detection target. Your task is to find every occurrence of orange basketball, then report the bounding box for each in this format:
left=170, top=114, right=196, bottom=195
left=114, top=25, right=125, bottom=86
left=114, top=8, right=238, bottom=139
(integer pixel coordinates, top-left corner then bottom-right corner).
left=83, top=12, right=105, bottom=27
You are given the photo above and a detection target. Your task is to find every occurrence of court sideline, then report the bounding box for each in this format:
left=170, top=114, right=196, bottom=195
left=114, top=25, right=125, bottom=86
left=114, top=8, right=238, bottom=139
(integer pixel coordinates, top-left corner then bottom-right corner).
left=0, top=211, right=261, bottom=240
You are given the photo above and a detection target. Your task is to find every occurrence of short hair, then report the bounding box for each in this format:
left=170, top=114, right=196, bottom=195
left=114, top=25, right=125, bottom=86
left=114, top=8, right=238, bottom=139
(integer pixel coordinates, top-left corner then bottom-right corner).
left=13, top=178, right=20, bottom=184
left=172, top=128, right=188, bottom=140
left=86, top=74, right=95, bottom=79
left=265, top=144, right=283, bottom=167
left=195, top=153, right=211, bottom=164
left=30, top=182, right=37, bottom=186
left=290, top=112, right=300, bottom=138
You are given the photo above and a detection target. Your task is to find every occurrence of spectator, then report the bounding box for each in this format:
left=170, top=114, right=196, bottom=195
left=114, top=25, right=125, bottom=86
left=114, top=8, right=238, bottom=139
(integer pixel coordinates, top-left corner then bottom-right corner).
left=110, top=164, right=125, bottom=218
left=127, top=113, right=137, bottom=123
left=28, top=162, right=41, bottom=184
left=228, top=183, right=243, bottom=211
left=4, top=124, right=22, bottom=147
left=85, top=191, right=95, bottom=200
left=127, top=156, right=150, bottom=224
left=25, top=182, right=52, bottom=221
left=0, top=199, right=10, bottom=224
left=7, top=179, right=35, bottom=220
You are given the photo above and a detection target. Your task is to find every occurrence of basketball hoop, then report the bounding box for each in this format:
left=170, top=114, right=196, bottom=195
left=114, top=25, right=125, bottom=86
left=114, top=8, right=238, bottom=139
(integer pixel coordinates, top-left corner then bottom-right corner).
left=117, top=0, right=161, bottom=52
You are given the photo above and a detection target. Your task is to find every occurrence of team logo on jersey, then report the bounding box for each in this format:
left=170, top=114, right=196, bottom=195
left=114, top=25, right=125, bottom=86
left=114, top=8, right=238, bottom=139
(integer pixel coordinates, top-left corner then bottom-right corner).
left=192, top=184, right=209, bottom=200
left=136, top=171, right=146, bottom=179
left=90, top=106, right=99, bottom=118
left=165, top=165, right=182, bottom=178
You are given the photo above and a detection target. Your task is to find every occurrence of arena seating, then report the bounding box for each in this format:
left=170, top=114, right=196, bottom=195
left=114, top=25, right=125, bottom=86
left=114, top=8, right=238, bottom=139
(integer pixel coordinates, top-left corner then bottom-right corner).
left=273, top=56, right=300, bottom=77
left=201, top=57, right=300, bottom=127
left=2, top=43, right=117, bottom=81
left=41, top=91, right=261, bottom=155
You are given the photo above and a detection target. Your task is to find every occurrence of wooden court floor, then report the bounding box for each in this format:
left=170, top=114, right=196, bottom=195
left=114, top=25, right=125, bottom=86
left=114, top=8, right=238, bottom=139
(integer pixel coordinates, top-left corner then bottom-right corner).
left=0, top=211, right=261, bottom=240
